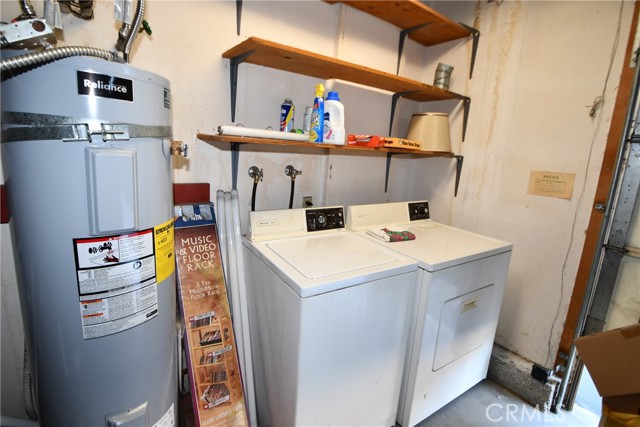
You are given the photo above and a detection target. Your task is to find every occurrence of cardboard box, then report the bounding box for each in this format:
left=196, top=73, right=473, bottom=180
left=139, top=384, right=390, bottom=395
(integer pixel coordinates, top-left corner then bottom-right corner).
left=574, top=323, right=640, bottom=418
left=383, top=137, right=421, bottom=150
left=174, top=203, right=248, bottom=427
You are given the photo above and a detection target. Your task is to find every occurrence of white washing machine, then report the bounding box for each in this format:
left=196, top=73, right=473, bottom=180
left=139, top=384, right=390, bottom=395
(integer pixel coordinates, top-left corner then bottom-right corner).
left=242, top=206, right=419, bottom=426
left=347, top=201, right=512, bottom=427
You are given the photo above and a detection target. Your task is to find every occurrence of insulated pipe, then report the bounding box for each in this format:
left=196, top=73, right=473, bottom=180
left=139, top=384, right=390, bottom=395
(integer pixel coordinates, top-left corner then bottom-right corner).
left=1, top=46, right=116, bottom=72
left=230, top=189, right=257, bottom=426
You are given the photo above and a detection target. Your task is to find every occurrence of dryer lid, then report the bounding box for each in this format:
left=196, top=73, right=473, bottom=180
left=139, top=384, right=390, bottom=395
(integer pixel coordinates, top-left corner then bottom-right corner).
left=397, top=224, right=512, bottom=271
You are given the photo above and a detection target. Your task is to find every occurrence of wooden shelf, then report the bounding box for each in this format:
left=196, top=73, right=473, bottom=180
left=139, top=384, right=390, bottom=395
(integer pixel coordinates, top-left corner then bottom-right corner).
left=325, top=0, right=470, bottom=47
left=223, top=37, right=463, bottom=104
left=222, top=37, right=470, bottom=139
left=197, top=133, right=461, bottom=194
left=197, top=133, right=455, bottom=157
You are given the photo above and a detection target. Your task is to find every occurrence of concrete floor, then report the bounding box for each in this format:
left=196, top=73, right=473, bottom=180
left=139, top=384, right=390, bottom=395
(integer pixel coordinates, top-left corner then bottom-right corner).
left=416, top=380, right=601, bottom=427
left=178, top=379, right=601, bottom=427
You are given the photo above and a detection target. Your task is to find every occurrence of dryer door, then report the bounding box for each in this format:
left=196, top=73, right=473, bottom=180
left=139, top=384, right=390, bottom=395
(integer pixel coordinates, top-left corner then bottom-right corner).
left=432, top=283, right=497, bottom=371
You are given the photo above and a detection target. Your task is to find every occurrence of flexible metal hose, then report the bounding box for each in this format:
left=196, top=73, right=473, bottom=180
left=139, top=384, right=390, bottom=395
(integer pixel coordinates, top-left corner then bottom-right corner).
left=1, top=46, right=116, bottom=72
left=123, top=0, right=145, bottom=63
left=20, top=0, right=37, bottom=18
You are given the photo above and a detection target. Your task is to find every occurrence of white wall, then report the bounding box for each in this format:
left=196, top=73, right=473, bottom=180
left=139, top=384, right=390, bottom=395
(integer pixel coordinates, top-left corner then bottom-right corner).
left=422, top=1, right=634, bottom=367
left=0, top=0, right=634, bottom=418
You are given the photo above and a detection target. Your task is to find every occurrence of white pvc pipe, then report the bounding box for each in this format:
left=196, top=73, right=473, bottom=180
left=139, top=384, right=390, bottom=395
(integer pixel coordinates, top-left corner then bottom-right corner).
left=215, top=190, right=229, bottom=289
left=218, top=125, right=308, bottom=141
left=231, top=189, right=257, bottom=426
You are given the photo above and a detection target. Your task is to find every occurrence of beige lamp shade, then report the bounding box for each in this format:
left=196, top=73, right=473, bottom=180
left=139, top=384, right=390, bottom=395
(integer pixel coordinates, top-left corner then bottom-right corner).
left=406, top=112, right=451, bottom=152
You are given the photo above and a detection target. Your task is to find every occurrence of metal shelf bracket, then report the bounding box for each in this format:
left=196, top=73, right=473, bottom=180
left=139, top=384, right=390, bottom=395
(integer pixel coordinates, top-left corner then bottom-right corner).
left=458, top=23, right=480, bottom=79
left=236, top=0, right=243, bottom=35
left=385, top=152, right=393, bottom=193
left=231, top=142, right=243, bottom=189
left=229, top=50, right=255, bottom=122
left=389, top=90, right=420, bottom=136
left=397, top=24, right=430, bottom=75
left=454, top=155, right=464, bottom=197
left=459, top=96, right=471, bottom=141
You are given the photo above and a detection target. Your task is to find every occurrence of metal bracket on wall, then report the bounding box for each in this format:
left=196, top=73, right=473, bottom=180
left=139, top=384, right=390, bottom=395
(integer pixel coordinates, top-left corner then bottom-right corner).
left=389, top=90, right=420, bottom=136
left=385, top=153, right=464, bottom=197
left=458, top=23, right=480, bottom=79
left=460, top=96, right=471, bottom=141
left=389, top=93, right=469, bottom=141
left=228, top=50, right=255, bottom=123
left=396, top=22, right=479, bottom=79
left=236, top=0, right=243, bottom=35
left=384, top=152, right=393, bottom=193
left=396, top=24, right=430, bottom=75
left=454, top=155, right=464, bottom=197
left=231, top=142, right=243, bottom=189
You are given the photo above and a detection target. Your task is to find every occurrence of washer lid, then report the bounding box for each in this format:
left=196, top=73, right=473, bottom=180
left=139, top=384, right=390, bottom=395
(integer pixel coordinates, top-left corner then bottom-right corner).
left=245, top=232, right=417, bottom=297
left=267, top=233, right=395, bottom=278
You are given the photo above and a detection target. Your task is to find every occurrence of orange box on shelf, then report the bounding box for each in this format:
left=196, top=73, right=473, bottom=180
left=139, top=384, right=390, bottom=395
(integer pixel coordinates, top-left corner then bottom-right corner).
left=383, top=137, right=422, bottom=150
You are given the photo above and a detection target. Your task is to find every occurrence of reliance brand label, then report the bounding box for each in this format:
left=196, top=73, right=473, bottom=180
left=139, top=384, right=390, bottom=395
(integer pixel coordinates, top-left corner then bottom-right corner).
left=77, top=71, right=133, bottom=102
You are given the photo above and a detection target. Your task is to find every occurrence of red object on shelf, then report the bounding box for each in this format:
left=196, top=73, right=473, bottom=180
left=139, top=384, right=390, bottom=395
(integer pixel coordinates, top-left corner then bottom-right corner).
left=346, top=134, right=386, bottom=147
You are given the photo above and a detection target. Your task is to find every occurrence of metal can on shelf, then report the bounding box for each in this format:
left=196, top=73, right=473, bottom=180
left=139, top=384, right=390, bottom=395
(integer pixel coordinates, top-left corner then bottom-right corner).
left=280, top=98, right=295, bottom=132
left=303, top=106, right=313, bottom=134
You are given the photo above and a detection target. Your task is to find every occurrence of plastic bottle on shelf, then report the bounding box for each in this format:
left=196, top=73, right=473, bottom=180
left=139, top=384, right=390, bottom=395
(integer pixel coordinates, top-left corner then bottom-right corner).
left=309, top=83, right=324, bottom=143
left=280, top=98, right=295, bottom=132
left=323, top=91, right=345, bottom=145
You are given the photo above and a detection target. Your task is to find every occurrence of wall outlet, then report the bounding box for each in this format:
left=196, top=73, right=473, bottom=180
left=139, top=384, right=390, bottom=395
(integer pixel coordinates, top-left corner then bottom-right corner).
left=302, top=196, right=313, bottom=207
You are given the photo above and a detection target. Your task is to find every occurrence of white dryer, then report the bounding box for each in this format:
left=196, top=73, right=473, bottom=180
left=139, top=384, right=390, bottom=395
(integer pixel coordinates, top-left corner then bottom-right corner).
left=242, top=206, right=418, bottom=426
left=347, top=201, right=512, bottom=427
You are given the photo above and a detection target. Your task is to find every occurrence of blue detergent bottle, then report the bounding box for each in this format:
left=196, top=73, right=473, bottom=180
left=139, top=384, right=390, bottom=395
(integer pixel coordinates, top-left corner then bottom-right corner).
left=309, top=83, right=324, bottom=142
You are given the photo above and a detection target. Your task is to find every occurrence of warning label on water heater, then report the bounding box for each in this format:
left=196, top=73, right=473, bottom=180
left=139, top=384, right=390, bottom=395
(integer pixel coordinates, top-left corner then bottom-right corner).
left=74, top=229, right=159, bottom=339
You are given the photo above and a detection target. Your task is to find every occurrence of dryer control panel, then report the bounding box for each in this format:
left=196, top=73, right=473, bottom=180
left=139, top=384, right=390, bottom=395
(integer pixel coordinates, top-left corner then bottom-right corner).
left=306, top=208, right=345, bottom=232
left=408, top=201, right=430, bottom=221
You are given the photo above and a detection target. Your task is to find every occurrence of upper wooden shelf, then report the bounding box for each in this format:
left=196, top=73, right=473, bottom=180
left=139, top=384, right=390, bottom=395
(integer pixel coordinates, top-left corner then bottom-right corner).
left=197, top=133, right=454, bottom=157
left=325, top=0, right=471, bottom=47
left=222, top=37, right=463, bottom=103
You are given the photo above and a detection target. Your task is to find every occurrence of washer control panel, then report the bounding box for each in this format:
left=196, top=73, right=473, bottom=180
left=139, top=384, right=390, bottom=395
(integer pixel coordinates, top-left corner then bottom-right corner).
left=408, top=201, right=430, bottom=221
left=306, top=207, right=345, bottom=232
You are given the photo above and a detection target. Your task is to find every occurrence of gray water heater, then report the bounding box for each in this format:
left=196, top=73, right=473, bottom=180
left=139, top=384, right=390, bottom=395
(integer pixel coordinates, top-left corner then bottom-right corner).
left=1, top=56, right=178, bottom=426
